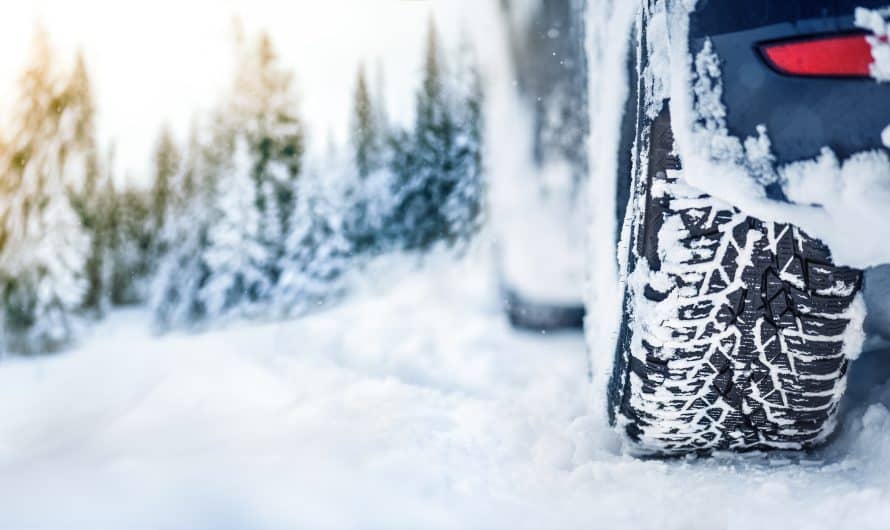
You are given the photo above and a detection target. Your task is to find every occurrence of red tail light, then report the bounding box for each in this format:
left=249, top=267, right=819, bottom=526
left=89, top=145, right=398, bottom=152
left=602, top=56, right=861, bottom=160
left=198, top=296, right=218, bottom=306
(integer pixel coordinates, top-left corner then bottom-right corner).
left=759, top=33, right=884, bottom=78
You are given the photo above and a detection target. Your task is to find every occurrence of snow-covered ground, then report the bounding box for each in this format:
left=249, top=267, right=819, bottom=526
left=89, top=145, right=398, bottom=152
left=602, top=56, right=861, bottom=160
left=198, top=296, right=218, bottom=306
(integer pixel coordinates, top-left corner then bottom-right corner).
left=2, top=255, right=890, bottom=529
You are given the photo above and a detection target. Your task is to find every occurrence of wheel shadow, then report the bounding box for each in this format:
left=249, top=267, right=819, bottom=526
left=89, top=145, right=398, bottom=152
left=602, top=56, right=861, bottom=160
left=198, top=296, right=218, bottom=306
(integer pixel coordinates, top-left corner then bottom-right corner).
left=818, top=343, right=890, bottom=462
left=841, top=345, right=890, bottom=410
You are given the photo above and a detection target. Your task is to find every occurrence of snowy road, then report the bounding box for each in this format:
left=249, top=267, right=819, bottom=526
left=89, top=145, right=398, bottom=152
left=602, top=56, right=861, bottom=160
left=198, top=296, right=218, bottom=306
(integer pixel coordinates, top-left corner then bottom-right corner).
left=1, top=256, right=890, bottom=529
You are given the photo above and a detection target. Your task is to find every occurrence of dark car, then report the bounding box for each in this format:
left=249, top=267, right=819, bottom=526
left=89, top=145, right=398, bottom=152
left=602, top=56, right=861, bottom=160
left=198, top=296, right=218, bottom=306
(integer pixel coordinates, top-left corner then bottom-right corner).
left=494, top=0, right=590, bottom=332
left=607, top=0, right=890, bottom=454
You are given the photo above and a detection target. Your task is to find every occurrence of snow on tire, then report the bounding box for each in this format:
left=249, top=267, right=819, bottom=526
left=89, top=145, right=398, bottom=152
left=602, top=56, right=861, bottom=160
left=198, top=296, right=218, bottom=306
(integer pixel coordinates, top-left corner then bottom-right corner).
left=609, top=106, right=866, bottom=454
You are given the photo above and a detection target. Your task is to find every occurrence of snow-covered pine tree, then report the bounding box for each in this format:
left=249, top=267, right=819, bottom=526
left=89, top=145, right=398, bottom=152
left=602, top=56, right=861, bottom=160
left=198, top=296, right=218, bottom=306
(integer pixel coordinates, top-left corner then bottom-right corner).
left=151, top=27, right=305, bottom=330
left=149, top=126, right=180, bottom=264
left=199, top=134, right=270, bottom=320
left=61, top=51, right=107, bottom=314
left=258, top=173, right=284, bottom=272
left=275, top=160, right=353, bottom=318
left=373, top=61, right=390, bottom=138
left=93, top=156, right=118, bottom=314
left=351, top=64, right=383, bottom=179
left=386, top=21, right=485, bottom=253
left=387, top=20, right=460, bottom=251
left=443, top=34, right=485, bottom=249
left=72, top=180, right=107, bottom=314
left=150, top=123, right=215, bottom=330
left=344, top=63, right=394, bottom=255
left=0, top=29, right=90, bottom=353
left=60, top=51, right=100, bottom=192
left=225, top=29, right=305, bottom=288
left=109, top=185, right=152, bottom=306
left=383, top=127, right=415, bottom=247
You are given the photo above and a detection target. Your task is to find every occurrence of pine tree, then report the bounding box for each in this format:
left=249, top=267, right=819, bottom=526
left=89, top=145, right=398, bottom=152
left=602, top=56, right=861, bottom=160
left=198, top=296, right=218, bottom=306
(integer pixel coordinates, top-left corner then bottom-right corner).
left=345, top=63, right=394, bottom=255
left=199, top=134, right=270, bottom=320
left=386, top=21, right=485, bottom=252
left=110, top=185, right=152, bottom=305
left=276, top=166, right=353, bottom=317
left=74, top=146, right=120, bottom=316
left=258, top=174, right=284, bottom=267
left=150, top=126, right=180, bottom=251
left=351, top=64, right=383, bottom=178
left=444, top=34, right=485, bottom=248
left=0, top=29, right=90, bottom=353
left=62, top=51, right=106, bottom=314
left=150, top=123, right=214, bottom=330
left=419, top=20, right=447, bottom=130
left=373, top=61, right=390, bottom=136
left=387, top=20, right=456, bottom=251
left=153, top=26, right=308, bottom=329
left=59, top=51, right=99, bottom=191
left=96, top=160, right=118, bottom=313
left=224, top=29, right=305, bottom=287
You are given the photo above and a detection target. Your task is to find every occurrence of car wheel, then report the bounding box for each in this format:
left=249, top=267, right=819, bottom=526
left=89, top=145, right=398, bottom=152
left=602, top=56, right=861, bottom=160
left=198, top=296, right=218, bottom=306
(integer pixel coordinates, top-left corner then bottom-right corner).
left=501, top=286, right=586, bottom=332
left=608, top=91, right=865, bottom=453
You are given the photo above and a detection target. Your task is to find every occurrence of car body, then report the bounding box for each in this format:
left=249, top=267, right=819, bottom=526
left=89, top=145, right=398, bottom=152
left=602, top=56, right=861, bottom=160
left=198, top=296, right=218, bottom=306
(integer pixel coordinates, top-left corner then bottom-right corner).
left=691, top=0, right=890, bottom=166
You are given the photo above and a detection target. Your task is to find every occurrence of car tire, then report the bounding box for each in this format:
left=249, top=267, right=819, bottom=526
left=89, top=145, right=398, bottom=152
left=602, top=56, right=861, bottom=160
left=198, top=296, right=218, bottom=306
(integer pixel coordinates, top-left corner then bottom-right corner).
left=607, top=94, right=865, bottom=454
left=502, top=286, right=585, bottom=332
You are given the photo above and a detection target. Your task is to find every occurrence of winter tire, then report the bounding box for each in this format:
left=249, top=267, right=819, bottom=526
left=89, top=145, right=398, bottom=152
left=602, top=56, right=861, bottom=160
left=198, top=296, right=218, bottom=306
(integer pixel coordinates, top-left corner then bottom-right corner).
left=608, top=97, right=865, bottom=454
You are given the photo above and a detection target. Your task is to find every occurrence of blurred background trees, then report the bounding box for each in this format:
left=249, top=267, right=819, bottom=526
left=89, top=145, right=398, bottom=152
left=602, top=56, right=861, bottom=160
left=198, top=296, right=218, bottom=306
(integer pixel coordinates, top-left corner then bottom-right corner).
left=0, top=29, right=91, bottom=353
left=0, top=19, right=485, bottom=353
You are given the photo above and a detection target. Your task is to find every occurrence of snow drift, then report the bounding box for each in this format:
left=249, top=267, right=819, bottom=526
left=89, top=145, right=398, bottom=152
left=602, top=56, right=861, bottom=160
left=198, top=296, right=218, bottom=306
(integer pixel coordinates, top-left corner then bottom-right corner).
left=1, top=255, right=890, bottom=529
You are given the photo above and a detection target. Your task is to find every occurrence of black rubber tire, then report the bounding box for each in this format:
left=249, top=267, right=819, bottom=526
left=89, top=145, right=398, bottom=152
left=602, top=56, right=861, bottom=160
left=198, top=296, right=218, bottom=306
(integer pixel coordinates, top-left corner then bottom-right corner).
left=608, top=102, right=864, bottom=455
left=502, top=287, right=585, bottom=332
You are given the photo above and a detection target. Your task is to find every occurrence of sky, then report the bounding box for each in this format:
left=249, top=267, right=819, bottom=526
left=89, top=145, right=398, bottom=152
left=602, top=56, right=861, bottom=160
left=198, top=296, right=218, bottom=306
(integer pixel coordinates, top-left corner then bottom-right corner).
left=0, top=0, right=474, bottom=182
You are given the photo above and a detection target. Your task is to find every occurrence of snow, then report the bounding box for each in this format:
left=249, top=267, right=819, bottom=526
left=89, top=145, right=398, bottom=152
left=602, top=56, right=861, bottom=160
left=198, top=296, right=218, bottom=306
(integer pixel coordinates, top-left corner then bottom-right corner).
left=495, top=160, right=587, bottom=304
left=583, top=0, right=640, bottom=427
left=778, top=149, right=890, bottom=268
left=3, top=0, right=890, bottom=526
left=856, top=6, right=890, bottom=82
left=2, top=254, right=890, bottom=529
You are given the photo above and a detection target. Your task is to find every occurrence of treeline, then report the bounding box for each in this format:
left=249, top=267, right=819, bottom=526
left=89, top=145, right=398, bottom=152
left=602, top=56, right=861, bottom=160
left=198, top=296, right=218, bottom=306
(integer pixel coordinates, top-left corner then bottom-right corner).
left=0, top=21, right=484, bottom=354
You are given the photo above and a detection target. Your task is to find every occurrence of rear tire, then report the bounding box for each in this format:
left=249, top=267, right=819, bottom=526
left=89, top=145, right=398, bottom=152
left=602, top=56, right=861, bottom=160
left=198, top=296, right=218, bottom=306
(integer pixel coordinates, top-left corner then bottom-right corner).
left=608, top=103, right=864, bottom=454
left=502, top=287, right=585, bottom=331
